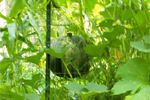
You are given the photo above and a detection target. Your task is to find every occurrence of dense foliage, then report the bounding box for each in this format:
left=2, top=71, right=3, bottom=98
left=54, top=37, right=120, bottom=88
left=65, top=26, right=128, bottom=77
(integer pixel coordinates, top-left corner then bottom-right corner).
left=0, top=0, right=150, bottom=100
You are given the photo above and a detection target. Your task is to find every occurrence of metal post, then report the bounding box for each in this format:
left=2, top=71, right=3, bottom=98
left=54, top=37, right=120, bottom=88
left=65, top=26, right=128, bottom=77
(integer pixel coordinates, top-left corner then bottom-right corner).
left=45, top=0, right=51, bottom=100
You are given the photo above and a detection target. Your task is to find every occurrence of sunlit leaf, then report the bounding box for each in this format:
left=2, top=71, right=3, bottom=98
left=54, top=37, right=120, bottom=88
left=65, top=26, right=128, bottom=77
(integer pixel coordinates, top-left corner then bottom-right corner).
left=0, top=12, right=11, bottom=22
left=7, top=23, right=16, bottom=41
left=0, top=84, right=24, bottom=99
left=131, top=85, right=150, bottom=100
left=112, top=58, right=150, bottom=96
left=117, top=58, right=150, bottom=82
left=9, top=0, right=26, bottom=18
left=83, top=0, right=97, bottom=13
left=112, top=80, right=141, bottom=95
left=7, top=22, right=16, bottom=55
left=28, top=12, right=42, bottom=37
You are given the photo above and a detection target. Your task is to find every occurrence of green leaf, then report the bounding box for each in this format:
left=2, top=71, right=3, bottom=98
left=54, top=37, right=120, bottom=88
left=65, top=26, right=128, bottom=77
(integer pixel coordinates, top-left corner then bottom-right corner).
left=99, top=19, right=114, bottom=28
left=0, top=84, right=24, bottom=99
left=0, top=58, right=12, bottom=73
left=85, top=82, right=107, bottom=93
left=45, top=47, right=66, bottom=58
left=131, top=85, right=150, bottom=100
left=0, top=12, right=11, bottom=22
left=112, top=80, right=141, bottom=95
left=83, top=0, right=97, bottom=13
left=24, top=52, right=44, bottom=65
left=85, top=44, right=105, bottom=57
left=143, top=34, right=150, bottom=44
left=134, top=11, right=147, bottom=26
left=7, top=22, right=16, bottom=55
left=65, top=82, right=107, bottom=94
left=9, top=0, right=26, bottom=18
left=130, top=41, right=150, bottom=53
left=117, top=58, right=150, bottom=82
left=28, top=12, right=42, bottom=38
left=54, top=0, right=68, bottom=7
left=21, top=73, right=43, bottom=89
left=65, top=82, right=85, bottom=92
left=121, top=9, right=133, bottom=21
left=112, top=58, right=150, bottom=96
left=25, top=93, right=40, bottom=100
left=7, top=23, right=16, bottom=41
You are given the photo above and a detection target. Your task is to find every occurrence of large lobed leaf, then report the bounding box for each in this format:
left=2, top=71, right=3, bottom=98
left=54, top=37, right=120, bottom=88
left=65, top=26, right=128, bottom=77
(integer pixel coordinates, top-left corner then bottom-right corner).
left=116, top=58, right=150, bottom=82
left=65, top=82, right=107, bottom=97
left=130, top=41, right=150, bottom=53
left=112, top=58, right=150, bottom=99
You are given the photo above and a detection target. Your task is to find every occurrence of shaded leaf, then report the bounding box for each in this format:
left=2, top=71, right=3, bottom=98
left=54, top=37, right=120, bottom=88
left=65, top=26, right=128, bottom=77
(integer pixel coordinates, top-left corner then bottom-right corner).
left=143, top=34, right=150, bottom=44
left=45, top=47, right=66, bottom=58
left=0, top=58, right=12, bottom=73
left=65, top=82, right=85, bottom=92
left=24, top=52, right=44, bottom=65
left=25, top=93, right=40, bottom=100
left=65, top=82, right=107, bottom=94
left=85, top=82, right=107, bottom=93
left=130, top=41, right=150, bottom=53
left=85, top=44, right=106, bottom=57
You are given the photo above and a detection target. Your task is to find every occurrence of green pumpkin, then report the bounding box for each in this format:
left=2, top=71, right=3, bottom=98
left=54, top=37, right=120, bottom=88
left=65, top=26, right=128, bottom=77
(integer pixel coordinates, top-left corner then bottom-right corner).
left=50, top=33, right=90, bottom=77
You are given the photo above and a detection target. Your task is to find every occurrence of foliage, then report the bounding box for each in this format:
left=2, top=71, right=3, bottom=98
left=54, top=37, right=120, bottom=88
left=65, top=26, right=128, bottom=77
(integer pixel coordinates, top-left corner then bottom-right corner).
left=0, top=0, right=150, bottom=100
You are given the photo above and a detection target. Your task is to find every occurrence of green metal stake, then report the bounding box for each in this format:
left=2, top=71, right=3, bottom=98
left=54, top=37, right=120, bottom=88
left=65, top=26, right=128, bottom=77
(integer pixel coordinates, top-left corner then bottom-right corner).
left=45, top=0, right=51, bottom=100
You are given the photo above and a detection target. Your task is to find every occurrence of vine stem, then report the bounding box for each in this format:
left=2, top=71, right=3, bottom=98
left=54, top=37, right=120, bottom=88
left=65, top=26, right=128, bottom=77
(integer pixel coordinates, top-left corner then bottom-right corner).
left=79, top=0, right=83, bottom=28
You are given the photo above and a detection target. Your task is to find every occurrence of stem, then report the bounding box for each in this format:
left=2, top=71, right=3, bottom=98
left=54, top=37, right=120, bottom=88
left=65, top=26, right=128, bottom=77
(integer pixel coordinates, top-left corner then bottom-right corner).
left=79, top=0, right=83, bottom=28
